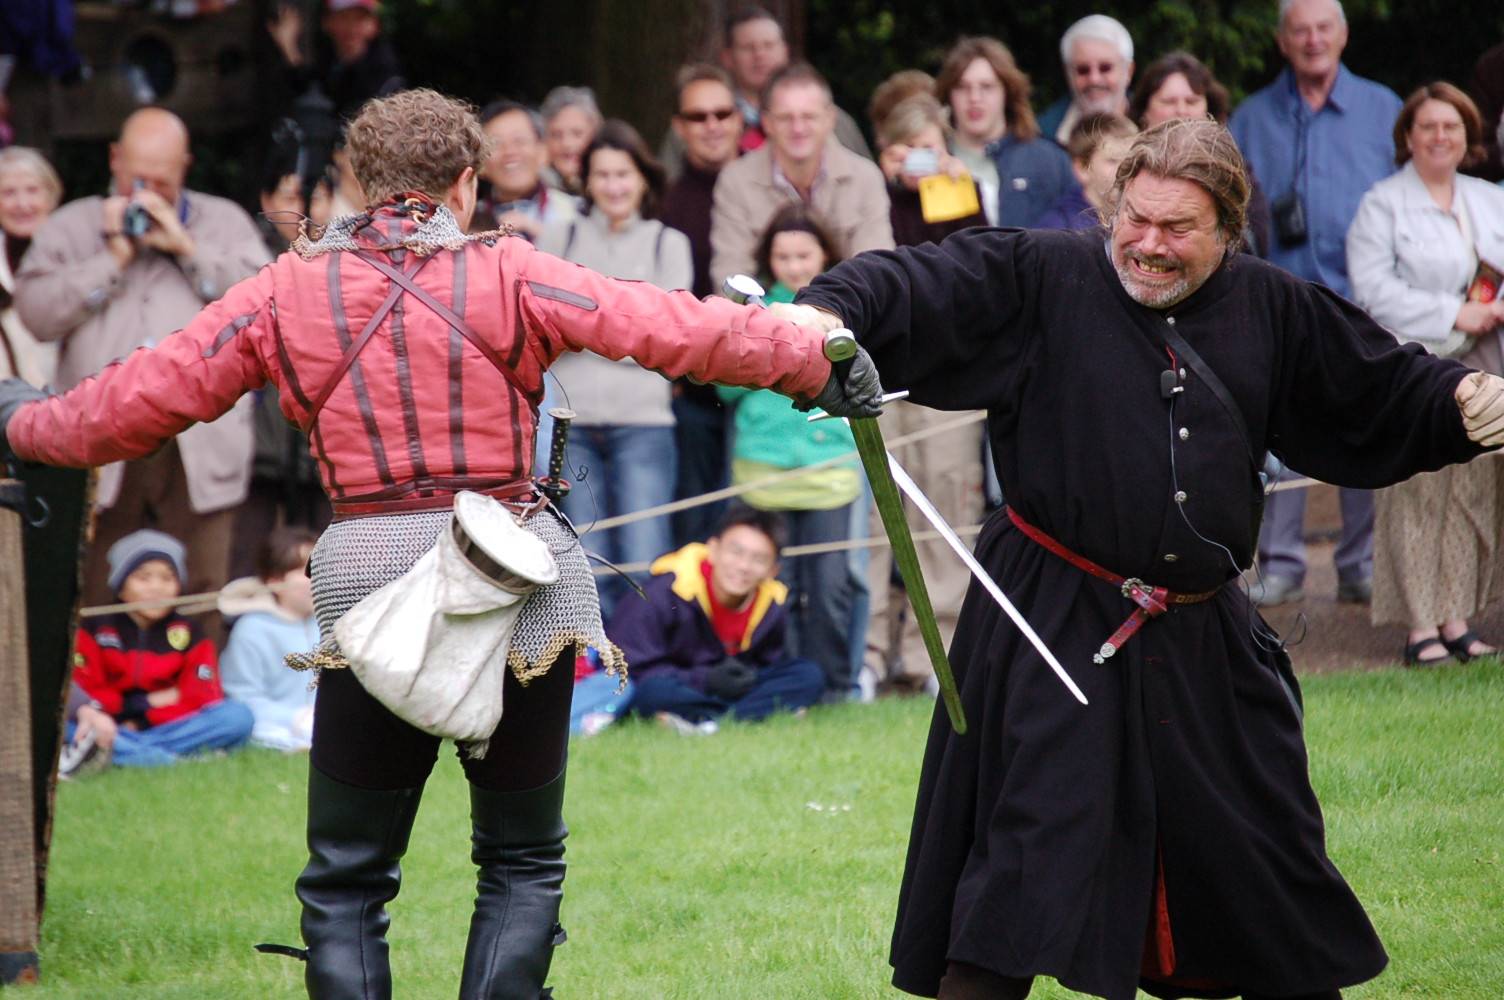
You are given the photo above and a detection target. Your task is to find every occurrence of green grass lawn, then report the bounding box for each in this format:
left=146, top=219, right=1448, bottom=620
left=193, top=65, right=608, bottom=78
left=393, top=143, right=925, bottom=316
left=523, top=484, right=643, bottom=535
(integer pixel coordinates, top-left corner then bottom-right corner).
left=27, top=663, right=1504, bottom=999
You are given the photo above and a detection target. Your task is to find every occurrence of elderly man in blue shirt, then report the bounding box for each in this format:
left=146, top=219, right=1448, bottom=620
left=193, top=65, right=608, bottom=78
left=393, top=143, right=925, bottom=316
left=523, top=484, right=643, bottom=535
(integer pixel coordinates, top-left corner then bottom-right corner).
left=1230, top=0, right=1402, bottom=607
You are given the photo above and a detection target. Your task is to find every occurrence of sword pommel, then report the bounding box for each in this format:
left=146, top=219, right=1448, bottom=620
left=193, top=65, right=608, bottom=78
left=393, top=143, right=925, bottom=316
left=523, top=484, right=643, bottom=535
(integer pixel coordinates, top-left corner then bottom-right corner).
left=823, top=329, right=858, bottom=363
left=722, top=274, right=766, bottom=307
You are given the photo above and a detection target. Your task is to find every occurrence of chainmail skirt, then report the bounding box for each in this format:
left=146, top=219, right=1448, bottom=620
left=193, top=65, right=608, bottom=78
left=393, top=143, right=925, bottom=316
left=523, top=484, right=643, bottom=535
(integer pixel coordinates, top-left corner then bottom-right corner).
left=298, top=505, right=624, bottom=684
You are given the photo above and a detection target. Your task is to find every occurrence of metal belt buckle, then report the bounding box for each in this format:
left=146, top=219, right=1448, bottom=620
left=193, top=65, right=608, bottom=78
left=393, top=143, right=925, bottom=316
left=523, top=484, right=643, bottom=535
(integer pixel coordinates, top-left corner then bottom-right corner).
left=1120, top=577, right=1145, bottom=599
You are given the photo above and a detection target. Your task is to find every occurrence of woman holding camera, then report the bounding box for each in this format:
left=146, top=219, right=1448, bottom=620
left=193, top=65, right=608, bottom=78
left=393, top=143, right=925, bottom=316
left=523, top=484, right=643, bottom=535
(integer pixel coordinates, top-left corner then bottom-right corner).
left=1347, top=82, right=1504, bottom=665
left=875, top=93, right=987, bottom=247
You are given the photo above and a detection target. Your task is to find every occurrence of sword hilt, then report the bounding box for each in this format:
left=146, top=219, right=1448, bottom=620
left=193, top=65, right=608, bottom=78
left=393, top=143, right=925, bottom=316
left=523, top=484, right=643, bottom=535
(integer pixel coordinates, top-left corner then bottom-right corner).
left=823, top=328, right=858, bottom=384
left=537, top=407, right=575, bottom=505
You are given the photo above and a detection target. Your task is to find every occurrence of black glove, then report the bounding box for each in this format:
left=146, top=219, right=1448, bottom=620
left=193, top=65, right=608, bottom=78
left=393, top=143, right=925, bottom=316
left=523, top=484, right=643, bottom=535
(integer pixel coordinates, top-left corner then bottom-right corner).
left=806, top=345, right=884, bottom=419
left=704, top=656, right=758, bottom=701
left=118, top=689, right=152, bottom=727
left=0, top=377, right=47, bottom=462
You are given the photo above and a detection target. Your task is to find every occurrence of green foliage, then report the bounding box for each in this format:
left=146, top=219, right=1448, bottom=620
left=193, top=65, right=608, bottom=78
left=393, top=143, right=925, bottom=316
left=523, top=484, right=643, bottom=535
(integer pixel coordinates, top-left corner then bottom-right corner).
left=804, top=0, right=1504, bottom=131
left=25, top=663, right=1504, bottom=997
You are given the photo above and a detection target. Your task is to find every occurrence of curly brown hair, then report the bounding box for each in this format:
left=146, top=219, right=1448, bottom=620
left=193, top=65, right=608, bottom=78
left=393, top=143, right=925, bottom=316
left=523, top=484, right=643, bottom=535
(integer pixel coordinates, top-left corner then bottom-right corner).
left=1105, top=118, right=1250, bottom=252
left=933, top=36, right=1040, bottom=142
left=345, top=88, right=487, bottom=205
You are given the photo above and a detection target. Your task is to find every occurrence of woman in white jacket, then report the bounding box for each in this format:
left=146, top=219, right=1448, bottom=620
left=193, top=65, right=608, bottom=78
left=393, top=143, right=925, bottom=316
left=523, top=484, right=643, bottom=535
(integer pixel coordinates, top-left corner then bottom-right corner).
left=1347, top=82, right=1504, bottom=666
left=0, top=147, right=62, bottom=387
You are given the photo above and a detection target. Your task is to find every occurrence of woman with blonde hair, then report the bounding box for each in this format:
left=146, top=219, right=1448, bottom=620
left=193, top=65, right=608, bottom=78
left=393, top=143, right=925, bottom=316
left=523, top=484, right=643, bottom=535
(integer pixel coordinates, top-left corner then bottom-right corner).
left=0, top=147, right=63, bottom=386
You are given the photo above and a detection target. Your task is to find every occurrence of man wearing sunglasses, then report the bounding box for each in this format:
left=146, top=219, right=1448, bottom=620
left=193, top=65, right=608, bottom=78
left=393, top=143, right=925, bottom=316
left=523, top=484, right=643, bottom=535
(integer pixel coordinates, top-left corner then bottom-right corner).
left=660, top=63, right=747, bottom=546
left=1037, top=14, right=1136, bottom=146
left=662, top=64, right=745, bottom=300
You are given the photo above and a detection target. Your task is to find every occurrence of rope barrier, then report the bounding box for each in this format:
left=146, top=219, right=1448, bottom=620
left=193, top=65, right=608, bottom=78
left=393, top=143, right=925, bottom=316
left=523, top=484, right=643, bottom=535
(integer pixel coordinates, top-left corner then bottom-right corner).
left=580, top=410, right=986, bottom=531
left=74, top=412, right=1486, bottom=617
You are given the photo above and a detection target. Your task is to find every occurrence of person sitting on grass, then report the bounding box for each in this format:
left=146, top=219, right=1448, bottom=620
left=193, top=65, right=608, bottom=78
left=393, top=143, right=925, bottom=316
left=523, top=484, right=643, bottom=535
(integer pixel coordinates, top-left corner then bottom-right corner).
left=219, top=527, right=321, bottom=751
left=608, top=507, right=825, bottom=730
left=57, top=682, right=119, bottom=779
left=71, top=529, right=253, bottom=768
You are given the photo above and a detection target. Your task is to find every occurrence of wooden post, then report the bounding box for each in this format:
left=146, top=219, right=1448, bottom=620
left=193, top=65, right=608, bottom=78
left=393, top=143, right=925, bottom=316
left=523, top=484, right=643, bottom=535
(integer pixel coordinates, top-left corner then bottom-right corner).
left=0, top=483, right=39, bottom=984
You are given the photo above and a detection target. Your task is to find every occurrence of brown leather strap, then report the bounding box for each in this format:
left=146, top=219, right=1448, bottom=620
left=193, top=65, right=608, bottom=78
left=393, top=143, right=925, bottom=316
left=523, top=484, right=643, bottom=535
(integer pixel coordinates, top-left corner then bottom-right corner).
left=303, top=252, right=436, bottom=429
left=353, top=249, right=537, bottom=405
left=331, top=477, right=537, bottom=520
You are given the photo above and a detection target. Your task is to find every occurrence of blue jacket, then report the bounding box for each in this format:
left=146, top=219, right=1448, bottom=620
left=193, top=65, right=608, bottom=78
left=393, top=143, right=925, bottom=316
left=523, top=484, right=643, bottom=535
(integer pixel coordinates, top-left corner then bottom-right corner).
left=1036, top=96, right=1071, bottom=145
left=607, top=543, right=790, bottom=692
left=986, top=134, right=1076, bottom=229
left=1034, top=185, right=1098, bottom=232
left=1230, top=65, right=1401, bottom=296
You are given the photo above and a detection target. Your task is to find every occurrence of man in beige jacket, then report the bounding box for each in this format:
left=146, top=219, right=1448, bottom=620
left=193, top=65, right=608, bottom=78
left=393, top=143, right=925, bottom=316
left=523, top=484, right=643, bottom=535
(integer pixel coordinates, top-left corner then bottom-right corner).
left=16, top=108, right=268, bottom=610
left=710, top=63, right=893, bottom=289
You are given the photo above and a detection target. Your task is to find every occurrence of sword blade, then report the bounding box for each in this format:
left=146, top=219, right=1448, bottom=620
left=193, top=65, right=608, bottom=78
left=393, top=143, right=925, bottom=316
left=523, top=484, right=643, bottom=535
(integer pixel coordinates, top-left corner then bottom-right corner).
left=847, top=417, right=969, bottom=733
left=886, top=455, right=1089, bottom=706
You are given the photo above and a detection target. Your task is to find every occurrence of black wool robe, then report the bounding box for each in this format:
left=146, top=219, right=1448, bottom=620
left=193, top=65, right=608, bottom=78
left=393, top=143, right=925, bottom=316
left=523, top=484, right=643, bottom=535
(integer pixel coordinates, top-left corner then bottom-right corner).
left=796, top=228, right=1485, bottom=1000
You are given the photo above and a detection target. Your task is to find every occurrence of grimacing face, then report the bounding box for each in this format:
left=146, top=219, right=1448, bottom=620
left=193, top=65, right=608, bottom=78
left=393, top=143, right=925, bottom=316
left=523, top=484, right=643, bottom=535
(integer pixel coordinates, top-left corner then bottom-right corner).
left=1110, top=172, right=1227, bottom=309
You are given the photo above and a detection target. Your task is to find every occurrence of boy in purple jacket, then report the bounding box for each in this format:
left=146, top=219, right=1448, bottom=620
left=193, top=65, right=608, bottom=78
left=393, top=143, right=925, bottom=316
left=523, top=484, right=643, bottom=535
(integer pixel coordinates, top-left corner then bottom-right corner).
left=608, top=507, right=825, bottom=727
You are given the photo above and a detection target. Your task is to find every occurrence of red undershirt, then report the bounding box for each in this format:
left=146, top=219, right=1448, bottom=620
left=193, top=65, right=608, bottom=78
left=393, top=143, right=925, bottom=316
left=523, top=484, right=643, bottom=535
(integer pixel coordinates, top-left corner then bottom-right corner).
left=701, top=559, right=754, bottom=654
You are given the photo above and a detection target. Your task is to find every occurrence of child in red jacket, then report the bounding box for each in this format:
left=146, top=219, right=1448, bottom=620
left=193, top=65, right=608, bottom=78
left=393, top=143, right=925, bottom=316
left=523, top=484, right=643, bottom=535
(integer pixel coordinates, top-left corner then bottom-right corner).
left=71, top=530, right=253, bottom=768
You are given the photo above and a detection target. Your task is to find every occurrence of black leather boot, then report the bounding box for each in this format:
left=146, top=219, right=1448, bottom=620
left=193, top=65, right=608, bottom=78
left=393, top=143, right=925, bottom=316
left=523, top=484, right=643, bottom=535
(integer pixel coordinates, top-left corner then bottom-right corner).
left=458, top=770, right=568, bottom=999
left=296, top=766, right=424, bottom=1000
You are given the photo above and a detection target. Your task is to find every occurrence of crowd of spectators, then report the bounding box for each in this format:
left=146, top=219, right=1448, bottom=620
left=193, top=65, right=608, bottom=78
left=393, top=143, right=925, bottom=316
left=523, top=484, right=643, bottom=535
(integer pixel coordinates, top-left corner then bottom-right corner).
left=8, top=0, right=1504, bottom=761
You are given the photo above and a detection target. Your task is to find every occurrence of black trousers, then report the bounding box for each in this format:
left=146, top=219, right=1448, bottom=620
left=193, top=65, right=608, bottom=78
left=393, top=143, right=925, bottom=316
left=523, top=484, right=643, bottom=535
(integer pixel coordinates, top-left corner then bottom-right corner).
left=309, top=648, right=575, bottom=792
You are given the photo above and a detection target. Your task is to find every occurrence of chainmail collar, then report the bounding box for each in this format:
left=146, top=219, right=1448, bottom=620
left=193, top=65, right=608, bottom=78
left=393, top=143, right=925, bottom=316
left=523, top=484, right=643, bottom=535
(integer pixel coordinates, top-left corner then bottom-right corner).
left=291, top=197, right=513, bottom=260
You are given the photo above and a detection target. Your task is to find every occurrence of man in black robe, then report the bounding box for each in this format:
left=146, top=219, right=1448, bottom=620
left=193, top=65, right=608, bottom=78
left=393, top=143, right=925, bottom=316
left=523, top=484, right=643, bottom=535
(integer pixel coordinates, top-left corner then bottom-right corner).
left=772, top=119, right=1504, bottom=1000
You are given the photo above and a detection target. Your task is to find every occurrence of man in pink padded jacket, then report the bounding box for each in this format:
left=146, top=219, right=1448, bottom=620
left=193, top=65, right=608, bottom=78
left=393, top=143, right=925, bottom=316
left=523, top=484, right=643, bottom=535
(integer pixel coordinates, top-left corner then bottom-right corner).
left=0, top=89, right=881, bottom=1000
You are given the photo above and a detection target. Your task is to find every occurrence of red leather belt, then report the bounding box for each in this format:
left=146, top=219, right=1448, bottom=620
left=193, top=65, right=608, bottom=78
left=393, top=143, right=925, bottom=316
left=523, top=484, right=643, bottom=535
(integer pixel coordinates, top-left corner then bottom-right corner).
left=332, top=478, right=539, bottom=520
left=1005, top=507, right=1219, bottom=664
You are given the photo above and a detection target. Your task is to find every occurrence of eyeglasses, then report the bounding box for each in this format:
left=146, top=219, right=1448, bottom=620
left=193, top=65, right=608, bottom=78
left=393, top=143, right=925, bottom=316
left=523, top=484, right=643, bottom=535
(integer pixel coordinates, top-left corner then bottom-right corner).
left=1073, top=61, right=1118, bottom=77
left=678, top=108, right=737, bottom=124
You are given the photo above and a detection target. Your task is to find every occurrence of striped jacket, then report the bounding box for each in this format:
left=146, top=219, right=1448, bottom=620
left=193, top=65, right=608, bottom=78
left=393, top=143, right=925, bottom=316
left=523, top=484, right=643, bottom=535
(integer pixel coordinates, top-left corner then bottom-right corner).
left=7, top=202, right=833, bottom=511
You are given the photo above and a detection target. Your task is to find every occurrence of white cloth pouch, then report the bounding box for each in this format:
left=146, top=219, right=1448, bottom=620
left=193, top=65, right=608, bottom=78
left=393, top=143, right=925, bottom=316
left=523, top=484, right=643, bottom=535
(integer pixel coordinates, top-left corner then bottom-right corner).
left=334, top=491, right=560, bottom=744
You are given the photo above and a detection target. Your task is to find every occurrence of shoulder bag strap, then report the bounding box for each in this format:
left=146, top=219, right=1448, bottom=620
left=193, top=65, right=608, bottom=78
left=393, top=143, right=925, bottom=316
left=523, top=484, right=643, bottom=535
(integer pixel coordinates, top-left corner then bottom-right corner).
left=352, top=249, right=538, bottom=405
left=302, top=251, right=435, bottom=428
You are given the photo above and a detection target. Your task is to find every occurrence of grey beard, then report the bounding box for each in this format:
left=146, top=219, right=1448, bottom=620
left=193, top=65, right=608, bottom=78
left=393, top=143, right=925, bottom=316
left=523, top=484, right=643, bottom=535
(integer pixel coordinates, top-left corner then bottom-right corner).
left=1113, top=257, right=1198, bottom=309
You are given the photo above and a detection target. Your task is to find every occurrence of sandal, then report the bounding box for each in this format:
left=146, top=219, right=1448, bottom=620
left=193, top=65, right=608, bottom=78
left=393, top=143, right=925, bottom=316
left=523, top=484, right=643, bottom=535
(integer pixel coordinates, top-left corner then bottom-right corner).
left=1441, top=629, right=1495, bottom=663
left=1402, top=637, right=1453, bottom=667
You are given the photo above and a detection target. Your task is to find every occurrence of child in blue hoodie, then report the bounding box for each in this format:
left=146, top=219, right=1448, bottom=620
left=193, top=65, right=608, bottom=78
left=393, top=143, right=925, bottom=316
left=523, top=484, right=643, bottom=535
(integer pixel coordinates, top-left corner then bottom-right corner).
left=219, top=527, right=320, bottom=751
